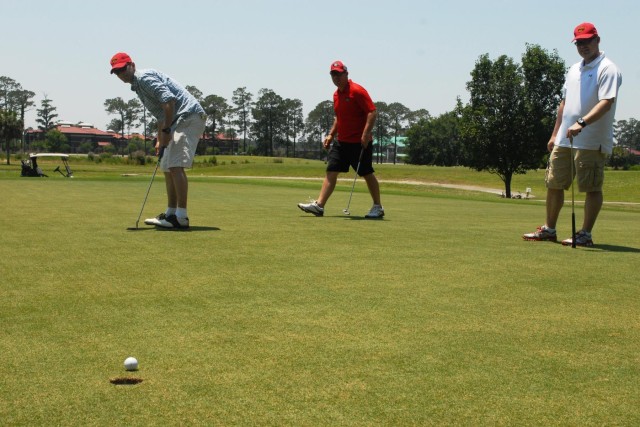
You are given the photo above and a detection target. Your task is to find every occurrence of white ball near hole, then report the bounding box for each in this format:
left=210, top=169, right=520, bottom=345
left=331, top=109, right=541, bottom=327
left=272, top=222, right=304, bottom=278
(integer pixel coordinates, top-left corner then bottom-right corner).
left=124, top=356, right=138, bottom=371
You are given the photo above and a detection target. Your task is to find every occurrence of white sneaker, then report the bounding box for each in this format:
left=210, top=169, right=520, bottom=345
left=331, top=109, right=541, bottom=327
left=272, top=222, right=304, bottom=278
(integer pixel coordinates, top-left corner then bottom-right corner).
left=297, top=201, right=324, bottom=217
left=365, top=204, right=385, bottom=219
left=144, top=213, right=166, bottom=226
left=561, top=230, right=594, bottom=247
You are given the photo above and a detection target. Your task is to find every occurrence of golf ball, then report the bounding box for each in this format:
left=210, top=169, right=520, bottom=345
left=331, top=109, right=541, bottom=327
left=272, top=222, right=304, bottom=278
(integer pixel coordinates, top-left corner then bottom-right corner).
left=124, top=356, right=138, bottom=371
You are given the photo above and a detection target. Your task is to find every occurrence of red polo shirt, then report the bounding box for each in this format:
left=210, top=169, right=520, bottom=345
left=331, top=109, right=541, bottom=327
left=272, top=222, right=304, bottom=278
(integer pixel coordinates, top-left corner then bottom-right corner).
left=333, top=80, right=376, bottom=143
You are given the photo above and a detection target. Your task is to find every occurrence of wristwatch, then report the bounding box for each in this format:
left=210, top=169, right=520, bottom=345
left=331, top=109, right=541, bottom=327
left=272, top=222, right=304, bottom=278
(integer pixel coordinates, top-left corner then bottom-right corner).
left=576, top=118, right=587, bottom=127
left=161, top=127, right=171, bottom=134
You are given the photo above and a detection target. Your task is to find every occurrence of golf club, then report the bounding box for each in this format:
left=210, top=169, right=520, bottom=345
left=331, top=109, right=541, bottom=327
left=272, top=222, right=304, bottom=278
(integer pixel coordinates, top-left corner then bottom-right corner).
left=127, top=147, right=164, bottom=231
left=343, top=147, right=364, bottom=215
left=569, top=136, right=576, bottom=248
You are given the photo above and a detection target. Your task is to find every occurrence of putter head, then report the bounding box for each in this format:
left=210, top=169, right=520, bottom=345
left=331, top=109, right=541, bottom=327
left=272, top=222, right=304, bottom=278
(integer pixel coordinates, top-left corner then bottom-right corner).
left=343, top=209, right=350, bottom=215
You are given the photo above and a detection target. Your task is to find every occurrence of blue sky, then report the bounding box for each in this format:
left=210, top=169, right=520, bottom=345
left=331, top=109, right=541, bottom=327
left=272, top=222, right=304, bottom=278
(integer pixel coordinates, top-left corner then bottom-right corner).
left=3, top=0, right=638, bottom=131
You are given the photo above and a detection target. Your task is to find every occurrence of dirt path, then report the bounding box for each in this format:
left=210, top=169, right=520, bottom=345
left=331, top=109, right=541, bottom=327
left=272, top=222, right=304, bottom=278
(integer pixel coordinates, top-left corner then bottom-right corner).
left=209, top=176, right=505, bottom=195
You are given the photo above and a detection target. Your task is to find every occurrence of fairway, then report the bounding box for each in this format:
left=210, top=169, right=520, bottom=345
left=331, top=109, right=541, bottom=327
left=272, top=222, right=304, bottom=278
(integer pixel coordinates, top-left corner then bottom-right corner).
left=1, top=166, right=639, bottom=425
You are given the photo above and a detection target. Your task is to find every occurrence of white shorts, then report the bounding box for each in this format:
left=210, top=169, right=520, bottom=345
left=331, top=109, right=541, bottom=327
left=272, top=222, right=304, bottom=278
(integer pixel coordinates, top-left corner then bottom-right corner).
left=160, top=113, right=206, bottom=172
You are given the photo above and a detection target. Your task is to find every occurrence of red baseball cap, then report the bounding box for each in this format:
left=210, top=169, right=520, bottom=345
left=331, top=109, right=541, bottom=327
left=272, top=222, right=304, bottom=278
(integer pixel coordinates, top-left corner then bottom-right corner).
left=110, top=52, right=132, bottom=73
left=572, top=22, right=598, bottom=42
left=330, top=60, right=348, bottom=73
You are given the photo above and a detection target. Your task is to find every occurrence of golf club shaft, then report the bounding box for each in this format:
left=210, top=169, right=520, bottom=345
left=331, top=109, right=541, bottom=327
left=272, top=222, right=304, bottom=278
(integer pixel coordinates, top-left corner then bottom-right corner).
left=570, top=136, right=576, bottom=248
left=134, top=147, right=164, bottom=228
left=344, top=147, right=365, bottom=213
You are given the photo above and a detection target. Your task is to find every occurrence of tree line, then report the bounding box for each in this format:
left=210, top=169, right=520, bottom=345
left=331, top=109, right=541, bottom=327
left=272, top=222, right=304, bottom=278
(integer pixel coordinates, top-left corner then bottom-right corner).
left=3, top=43, right=639, bottom=188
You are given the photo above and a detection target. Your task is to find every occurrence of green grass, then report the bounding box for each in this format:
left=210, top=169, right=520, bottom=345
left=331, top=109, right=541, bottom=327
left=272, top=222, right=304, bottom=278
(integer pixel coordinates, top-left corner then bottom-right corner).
left=1, top=158, right=639, bottom=425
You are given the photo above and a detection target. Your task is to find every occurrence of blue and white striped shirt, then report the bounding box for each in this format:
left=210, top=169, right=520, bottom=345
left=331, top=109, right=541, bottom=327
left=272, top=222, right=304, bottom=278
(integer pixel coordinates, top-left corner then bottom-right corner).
left=131, top=69, right=204, bottom=127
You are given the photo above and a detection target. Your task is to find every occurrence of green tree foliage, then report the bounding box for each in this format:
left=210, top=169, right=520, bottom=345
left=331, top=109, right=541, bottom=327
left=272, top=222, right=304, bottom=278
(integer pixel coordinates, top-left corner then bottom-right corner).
left=124, top=99, right=142, bottom=135
left=407, top=109, right=431, bottom=127
left=185, top=85, right=204, bottom=104
left=0, top=76, right=20, bottom=111
left=231, top=87, right=253, bottom=153
left=521, top=43, right=566, bottom=157
left=36, top=95, right=58, bottom=133
left=201, top=94, right=230, bottom=141
left=406, top=110, right=464, bottom=166
left=1, top=76, right=34, bottom=125
left=387, top=102, right=410, bottom=164
left=608, top=146, right=636, bottom=170
left=458, top=45, right=565, bottom=197
left=282, top=98, right=304, bottom=157
left=13, top=88, right=35, bottom=139
left=106, top=118, right=124, bottom=134
left=373, top=102, right=391, bottom=163
left=252, top=89, right=284, bottom=156
left=614, top=118, right=640, bottom=150
left=1, top=109, right=23, bottom=164
left=0, top=76, right=34, bottom=153
left=303, top=100, right=333, bottom=157
left=104, top=98, right=127, bottom=136
left=44, top=129, right=69, bottom=152
left=305, top=100, right=333, bottom=142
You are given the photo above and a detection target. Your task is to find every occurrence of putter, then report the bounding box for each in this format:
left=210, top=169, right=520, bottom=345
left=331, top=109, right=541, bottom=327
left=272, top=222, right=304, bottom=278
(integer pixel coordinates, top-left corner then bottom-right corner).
left=569, top=136, right=576, bottom=248
left=343, top=147, right=364, bottom=215
left=127, top=147, right=164, bottom=230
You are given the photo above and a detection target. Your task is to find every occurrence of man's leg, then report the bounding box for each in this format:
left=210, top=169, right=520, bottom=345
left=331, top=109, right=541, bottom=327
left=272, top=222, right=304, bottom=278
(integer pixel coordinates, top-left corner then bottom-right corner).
left=164, top=171, right=178, bottom=208
left=363, top=173, right=381, bottom=205
left=317, top=172, right=339, bottom=207
left=169, top=167, right=188, bottom=209
left=582, top=191, right=603, bottom=233
left=545, top=188, right=564, bottom=229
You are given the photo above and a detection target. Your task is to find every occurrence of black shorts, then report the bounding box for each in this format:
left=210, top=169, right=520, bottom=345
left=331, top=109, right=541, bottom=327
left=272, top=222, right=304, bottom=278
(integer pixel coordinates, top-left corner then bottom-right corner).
left=326, top=141, right=375, bottom=176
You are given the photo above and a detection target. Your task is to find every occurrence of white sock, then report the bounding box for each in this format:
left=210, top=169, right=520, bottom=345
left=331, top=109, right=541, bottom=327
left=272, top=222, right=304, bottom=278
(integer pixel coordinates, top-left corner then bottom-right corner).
left=165, top=207, right=176, bottom=216
left=544, top=225, right=556, bottom=232
left=176, top=208, right=188, bottom=219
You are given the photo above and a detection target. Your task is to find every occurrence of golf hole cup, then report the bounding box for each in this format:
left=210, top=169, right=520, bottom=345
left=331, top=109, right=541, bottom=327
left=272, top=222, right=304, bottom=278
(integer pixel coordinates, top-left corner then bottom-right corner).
left=124, top=356, right=139, bottom=371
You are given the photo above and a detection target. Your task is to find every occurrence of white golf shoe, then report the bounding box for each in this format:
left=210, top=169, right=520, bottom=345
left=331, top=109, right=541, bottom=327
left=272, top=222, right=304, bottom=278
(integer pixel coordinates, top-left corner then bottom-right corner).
left=144, top=213, right=166, bottom=226
left=297, top=201, right=324, bottom=217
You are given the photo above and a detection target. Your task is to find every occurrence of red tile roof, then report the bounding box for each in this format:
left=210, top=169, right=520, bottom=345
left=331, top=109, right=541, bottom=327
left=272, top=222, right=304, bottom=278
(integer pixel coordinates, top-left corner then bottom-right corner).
left=55, top=125, right=117, bottom=136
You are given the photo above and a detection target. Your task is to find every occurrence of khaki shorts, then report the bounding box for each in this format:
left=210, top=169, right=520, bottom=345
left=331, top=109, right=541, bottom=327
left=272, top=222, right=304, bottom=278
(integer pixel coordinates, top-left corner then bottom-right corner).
left=160, top=113, right=206, bottom=172
left=545, top=146, right=606, bottom=192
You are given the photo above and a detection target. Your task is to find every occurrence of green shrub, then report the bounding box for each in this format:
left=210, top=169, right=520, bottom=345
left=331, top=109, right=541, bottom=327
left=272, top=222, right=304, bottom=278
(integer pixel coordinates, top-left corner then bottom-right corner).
left=128, top=150, right=146, bottom=166
left=206, top=156, right=217, bottom=166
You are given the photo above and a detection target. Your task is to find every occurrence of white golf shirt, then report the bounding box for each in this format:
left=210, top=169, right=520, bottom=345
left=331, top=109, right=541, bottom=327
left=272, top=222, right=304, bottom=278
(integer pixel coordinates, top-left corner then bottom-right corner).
left=556, top=52, right=622, bottom=154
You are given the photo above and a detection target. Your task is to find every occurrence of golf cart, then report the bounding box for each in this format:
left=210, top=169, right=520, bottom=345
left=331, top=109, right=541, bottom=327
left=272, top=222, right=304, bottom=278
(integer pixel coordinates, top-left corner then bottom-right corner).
left=21, top=153, right=74, bottom=178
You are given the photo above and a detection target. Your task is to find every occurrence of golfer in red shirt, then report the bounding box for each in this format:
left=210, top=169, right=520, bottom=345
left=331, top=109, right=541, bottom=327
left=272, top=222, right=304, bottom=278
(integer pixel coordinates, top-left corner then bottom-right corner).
left=298, top=61, right=384, bottom=218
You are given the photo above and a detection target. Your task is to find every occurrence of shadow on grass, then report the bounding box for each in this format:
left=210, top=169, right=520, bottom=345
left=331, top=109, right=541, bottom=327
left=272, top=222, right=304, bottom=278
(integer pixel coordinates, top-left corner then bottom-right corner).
left=126, top=226, right=221, bottom=232
left=297, top=214, right=387, bottom=221
left=155, top=226, right=221, bottom=232
left=342, top=216, right=387, bottom=221
left=537, top=241, right=639, bottom=253
left=583, top=244, right=640, bottom=253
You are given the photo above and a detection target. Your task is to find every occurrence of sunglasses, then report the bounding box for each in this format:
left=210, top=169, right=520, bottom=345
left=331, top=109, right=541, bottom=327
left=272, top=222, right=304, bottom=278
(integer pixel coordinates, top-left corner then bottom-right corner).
left=575, top=37, right=596, bottom=46
left=113, top=64, right=129, bottom=75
